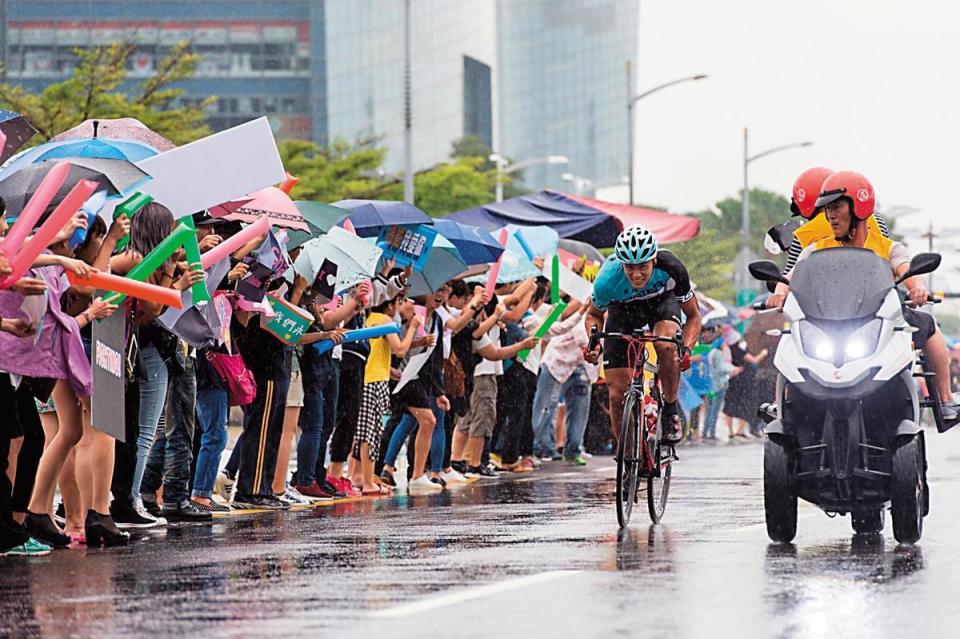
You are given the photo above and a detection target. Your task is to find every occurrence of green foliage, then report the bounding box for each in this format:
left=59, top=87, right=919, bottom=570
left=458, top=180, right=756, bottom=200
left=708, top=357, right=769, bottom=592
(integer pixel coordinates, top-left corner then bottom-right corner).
left=697, top=188, right=791, bottom=258
left=410, top=157, right=499, bottom=217
left=0, top=42, right=212, bottom=146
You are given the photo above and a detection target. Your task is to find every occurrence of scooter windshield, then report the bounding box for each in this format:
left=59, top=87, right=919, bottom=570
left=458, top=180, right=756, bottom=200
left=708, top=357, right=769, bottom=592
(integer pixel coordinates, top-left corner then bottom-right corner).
left=790, top=247, right=894, bottom=320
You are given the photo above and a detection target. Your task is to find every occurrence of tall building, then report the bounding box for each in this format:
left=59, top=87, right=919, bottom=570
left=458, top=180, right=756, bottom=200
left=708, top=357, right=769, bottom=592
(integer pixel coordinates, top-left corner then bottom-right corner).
left=496, top=0, right=639, bottom=193
left=0, top=0, right=638, bottom=195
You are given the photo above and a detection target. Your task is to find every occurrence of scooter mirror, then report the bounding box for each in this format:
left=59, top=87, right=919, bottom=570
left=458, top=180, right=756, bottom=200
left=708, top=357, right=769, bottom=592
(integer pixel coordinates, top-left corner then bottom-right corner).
left=895, top=252, right=941, bottom=285
left=748, top=260, right=790, bottom=285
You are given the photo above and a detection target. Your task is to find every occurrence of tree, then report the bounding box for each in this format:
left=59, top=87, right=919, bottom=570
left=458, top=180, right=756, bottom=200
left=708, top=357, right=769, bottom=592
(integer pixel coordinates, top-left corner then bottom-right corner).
left=0, top=42, right=212, bottom=146
left=698, top=188, right=791, bottom=259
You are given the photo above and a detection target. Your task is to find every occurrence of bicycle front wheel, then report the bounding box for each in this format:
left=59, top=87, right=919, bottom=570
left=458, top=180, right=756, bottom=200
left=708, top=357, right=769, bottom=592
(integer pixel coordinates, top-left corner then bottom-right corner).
left=647, top=414, right=672, bottom=523
left=616, top=391, right=642, bottom=528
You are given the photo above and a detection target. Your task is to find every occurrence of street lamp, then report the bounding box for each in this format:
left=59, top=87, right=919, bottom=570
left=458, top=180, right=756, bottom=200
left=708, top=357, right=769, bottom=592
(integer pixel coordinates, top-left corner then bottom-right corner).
left=737, top=129, right=813, bottom=296
left=626, top=62, right=707, bottom=205
left=562, top=172, right=593, bottom=195
left=489, top=153, right=570, bottom=202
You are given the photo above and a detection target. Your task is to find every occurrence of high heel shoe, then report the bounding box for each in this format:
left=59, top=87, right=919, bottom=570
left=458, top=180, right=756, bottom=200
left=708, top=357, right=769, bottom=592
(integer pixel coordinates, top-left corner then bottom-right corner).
left=84, top=510, right=130, bottom=548
left=24, top=511, right=70, bottom=548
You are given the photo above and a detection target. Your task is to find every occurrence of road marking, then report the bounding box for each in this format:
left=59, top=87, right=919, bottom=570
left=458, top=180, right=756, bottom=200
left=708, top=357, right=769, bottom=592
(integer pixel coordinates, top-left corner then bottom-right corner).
left=369, top=570, right=580, bottom=618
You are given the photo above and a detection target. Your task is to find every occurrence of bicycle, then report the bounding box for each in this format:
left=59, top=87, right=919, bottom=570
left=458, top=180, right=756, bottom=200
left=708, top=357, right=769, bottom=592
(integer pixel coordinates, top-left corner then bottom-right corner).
left=589, top=329, right=684, bottom=528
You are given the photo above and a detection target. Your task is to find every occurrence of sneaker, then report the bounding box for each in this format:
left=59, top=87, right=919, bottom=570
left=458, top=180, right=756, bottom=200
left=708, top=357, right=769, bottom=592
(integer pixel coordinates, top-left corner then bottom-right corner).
left=502, top=460, right=533, bottom=473
left=215, top=470, right=236, bottom=503
left=111, top=500, right=161, bottom=529
left=321, top=479, right=346, bottom=498
left=53, top=501, right=66, bottom=527
left=139, top=497, right=163, bottom=519
left=941, top=393, right=960, bottom=421
left=276, top=488, right=308, bottom=505
left=450, top=460, right=470, bottom=475
left=191, top=499, right=231, bottom=513
left=408, top=475, right=443, bottom=495
left=162, top=500, right=213, bottom=523
left=489, top=453, right=504, bottom=469
left=565, top=455, right=588, bottom=466
left=529, top=456, right=542, bottom=469
left=4, top=538, right=52, bottom=557
left=295, top=482, right=336, bottom=501
left=136, top=498, right=168, bottom=526
left=537, top=455, right=555, bottom=463
left=378, top=469, right=397, bottom=488
left=465, top=465, right=497, bottom=478
left=430, top=476, right=447, bottom=488
left=338, top=477, right=362, bottom=497
left=232, top=494, right=291, bottom=510
left=660, top=405, right=683, bottom=445
left=440, top=468, right=467, bottom=484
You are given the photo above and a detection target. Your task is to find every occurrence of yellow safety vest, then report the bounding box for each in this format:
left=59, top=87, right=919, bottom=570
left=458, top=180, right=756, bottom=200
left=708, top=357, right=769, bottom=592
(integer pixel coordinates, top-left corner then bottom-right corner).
left=812, top=228, right=894, bottom=261
left=794, top=213, right=882, bottom=248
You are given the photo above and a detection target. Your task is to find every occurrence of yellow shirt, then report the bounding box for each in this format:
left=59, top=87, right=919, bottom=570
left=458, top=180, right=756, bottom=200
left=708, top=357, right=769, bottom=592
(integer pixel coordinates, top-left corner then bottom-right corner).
left=812, top=228, right=894, bottom=260
left=794, top=213, right=882, bottom=248
left=364, top=313, right=394, bottom=384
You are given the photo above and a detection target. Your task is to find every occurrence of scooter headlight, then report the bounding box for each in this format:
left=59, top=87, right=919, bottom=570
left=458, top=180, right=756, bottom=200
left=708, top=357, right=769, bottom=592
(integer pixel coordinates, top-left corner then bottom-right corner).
left=799, top=319, right=882, bottom=364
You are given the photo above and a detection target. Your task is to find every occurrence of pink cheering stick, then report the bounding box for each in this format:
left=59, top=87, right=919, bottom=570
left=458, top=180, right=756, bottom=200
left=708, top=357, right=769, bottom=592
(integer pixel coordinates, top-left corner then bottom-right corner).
left=484, top=228, right=510, bottom=300
left=2, top=161, right=71, bottom=259
left=342, top=218, right=356, bottom=235
left=1, top=178, right=99, bottom=287
left=201, top=216, right=271, bottom=269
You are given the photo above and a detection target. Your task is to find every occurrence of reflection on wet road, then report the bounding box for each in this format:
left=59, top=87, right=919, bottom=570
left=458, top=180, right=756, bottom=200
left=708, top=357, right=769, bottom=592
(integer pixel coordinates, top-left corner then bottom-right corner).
left=3, top=435, right=960, bottom=638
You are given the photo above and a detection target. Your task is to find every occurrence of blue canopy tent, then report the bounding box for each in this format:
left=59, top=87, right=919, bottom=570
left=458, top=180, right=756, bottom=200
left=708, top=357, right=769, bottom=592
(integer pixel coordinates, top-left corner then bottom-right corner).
left=445, top=189, right=624, bottom=248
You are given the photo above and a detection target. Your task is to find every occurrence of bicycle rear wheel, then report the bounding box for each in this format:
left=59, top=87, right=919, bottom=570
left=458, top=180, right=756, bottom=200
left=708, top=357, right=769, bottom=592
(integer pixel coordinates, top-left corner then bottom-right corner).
left=616, top=391, right=642, bottom=528
left=647, top=411, right=672, bottom=523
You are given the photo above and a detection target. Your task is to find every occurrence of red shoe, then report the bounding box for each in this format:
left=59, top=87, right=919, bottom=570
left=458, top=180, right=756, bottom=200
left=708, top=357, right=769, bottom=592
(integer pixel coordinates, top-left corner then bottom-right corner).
left=295, top=481, right=335, bottom=500
left=340, top=477, right=362, bottom=497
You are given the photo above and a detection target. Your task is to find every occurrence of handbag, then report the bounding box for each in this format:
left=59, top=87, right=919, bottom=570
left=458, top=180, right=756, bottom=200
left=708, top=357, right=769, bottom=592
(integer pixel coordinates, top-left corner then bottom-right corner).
left=206, top=351, right=257, bottom=407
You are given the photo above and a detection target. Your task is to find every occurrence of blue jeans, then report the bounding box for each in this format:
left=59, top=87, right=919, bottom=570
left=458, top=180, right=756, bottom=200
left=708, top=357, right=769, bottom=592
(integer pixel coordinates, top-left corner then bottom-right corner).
left=141, top=357, right=197, bottom=505
left=383, top=396, right=446, bottom=473
left=531, top=364, right=592, bottom=458
left=193, top=387, right=229, bottom=499
left=703, top=389, right=726, bottom=439
left=297, top=351, right=339, bottom=485
left=132, top=344, right=169, bottom=502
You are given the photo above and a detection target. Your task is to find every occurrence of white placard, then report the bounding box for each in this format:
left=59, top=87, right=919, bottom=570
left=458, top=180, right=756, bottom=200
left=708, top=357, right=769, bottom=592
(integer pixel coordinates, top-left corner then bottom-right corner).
left=541, top=262, right=594, bottom=303
left=101, top=117, right=285, bottom=219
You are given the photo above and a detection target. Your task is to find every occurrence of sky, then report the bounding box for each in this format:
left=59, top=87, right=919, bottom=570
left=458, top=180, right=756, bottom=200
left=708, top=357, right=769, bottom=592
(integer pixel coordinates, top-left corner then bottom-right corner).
left=626, top=0, right=960, bottom=248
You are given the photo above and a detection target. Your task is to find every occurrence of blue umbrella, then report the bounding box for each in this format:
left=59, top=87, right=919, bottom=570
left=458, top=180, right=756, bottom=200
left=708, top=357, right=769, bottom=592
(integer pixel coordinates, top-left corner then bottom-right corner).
left=0, top=137, right=159, bottom=179
left=332, top=199, right=433, bottom=238
left=433, top=219, right=504, bottom=265
left=406, top=235, right=468, bottom=297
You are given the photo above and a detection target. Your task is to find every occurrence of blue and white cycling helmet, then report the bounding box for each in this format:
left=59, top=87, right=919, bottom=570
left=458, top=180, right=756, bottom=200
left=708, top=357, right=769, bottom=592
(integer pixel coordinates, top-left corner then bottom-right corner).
left=614, top=224, right=658, bottom=264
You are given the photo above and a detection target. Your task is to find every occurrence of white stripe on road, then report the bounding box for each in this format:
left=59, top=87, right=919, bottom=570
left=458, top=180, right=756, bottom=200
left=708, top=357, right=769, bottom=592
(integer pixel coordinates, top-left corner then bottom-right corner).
left=370, top=570, right=581, bottom=618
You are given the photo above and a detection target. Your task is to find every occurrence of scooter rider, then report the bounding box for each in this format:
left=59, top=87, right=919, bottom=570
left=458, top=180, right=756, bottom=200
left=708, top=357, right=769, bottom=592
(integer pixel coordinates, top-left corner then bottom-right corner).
left=767, top=170, right=960, bottom=421
left=583, top=225, right=702, bottom=444
left=781, top=166, right=891, bottom=277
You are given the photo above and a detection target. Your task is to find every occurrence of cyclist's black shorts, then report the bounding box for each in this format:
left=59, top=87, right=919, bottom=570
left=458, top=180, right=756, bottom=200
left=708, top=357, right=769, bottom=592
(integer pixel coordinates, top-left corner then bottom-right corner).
left=602, top=295, right=683, bottom=369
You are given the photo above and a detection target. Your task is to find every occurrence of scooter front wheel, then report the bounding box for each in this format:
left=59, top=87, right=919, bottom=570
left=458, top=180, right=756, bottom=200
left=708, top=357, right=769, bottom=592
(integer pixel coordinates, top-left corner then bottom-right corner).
left=891, top=435, right=925, bottom=544
left=764, top=438, right=797, bottom=543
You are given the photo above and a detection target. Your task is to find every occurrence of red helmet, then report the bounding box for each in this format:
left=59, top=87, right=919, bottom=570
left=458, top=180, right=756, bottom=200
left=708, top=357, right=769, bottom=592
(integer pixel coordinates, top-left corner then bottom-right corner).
left=815, top=170, right=875, bottom=220
left=790, top=167, right=833, bottom=218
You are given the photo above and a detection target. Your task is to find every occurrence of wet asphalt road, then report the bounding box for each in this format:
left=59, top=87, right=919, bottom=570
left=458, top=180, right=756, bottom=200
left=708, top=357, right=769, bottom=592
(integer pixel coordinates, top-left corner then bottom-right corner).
left=3, top=432, right=960, bottom=639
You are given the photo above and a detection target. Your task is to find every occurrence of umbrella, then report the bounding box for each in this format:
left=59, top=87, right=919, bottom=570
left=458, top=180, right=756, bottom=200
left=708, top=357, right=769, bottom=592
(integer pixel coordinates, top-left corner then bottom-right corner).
left=285, top=201, right=348, bottom=250
left=0, top=158, right=150, bottom=215
left=50, top=118, right=176, bottom=153
left=207, top=196, right=253, bottom=219
left=0, top=137, right=159, bottom=179
left=0, top=110, right=36, bottom=165
left=221, top=186, right=309, bottom=232
left=333, top=199, right=433, bottom=238
left=295, top=226, right=383, bottom=293
left=432, top=219, right=504, bottom=265
left=558, top=238, right=605, bottom=265
left=406, top=235, right=468, bottom=297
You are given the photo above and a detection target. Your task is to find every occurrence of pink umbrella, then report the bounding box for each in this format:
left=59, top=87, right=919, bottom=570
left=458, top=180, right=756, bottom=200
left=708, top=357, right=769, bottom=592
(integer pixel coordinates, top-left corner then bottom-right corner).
left=51, top=118, right=177, bottom=152
left=221, top=186, right=309, bottom=231
left=208, top=196, right=254, bottom=218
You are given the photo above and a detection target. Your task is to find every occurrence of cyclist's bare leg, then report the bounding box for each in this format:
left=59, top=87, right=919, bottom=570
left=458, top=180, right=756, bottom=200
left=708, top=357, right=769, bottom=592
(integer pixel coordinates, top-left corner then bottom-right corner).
left=652, top=320, right=682, bottom=403
left=605, top=368, right=632, bottom=445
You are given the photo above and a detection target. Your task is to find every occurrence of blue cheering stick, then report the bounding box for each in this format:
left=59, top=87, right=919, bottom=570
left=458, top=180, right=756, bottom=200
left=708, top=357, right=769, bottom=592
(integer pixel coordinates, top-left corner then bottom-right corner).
left=68, top=190, right=108, bottom=251
left=312, top=323, right=401, bottom=354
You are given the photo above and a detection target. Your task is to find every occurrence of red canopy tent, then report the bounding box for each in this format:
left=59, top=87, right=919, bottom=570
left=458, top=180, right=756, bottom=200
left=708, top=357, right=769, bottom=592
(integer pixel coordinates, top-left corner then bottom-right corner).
left=565, top=193, right=700, bottom=243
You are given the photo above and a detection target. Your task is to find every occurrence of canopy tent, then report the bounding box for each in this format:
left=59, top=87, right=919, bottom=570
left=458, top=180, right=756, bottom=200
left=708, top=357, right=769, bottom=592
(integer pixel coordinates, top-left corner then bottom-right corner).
left=446, top=189, right=699, bottom=248
left=565, top=193, right=700, bottom=244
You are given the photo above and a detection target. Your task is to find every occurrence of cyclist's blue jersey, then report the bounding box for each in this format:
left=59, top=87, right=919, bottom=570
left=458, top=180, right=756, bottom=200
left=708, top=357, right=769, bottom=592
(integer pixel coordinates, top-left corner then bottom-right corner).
left=590, top=249, right=693, bottom=312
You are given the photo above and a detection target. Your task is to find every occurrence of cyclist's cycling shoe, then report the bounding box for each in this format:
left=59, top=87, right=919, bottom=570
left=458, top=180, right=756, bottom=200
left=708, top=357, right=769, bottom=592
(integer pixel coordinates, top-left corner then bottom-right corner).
left=660, top=401, right=683, bottom=445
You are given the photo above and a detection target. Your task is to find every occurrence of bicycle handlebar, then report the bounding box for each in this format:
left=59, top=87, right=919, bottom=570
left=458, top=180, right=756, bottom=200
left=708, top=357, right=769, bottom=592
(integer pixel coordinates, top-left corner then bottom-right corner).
left=587, top=329, right=684, bottom=354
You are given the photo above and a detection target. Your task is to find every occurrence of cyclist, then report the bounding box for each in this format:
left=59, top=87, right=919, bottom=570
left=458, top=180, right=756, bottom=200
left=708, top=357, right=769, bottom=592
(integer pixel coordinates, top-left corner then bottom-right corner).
left=767, top=170, right=960, bottom=421
left=584, top=225, right=702, bottom=444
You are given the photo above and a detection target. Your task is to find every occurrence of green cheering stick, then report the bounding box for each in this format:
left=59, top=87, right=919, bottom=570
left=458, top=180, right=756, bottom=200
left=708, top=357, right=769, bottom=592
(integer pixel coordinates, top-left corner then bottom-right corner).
left=518, top=301, right=568, bottom=362
left=551, top=254, right=561, bottom=304
left=113, top=192, right=154, bottom=252
left=180, top=216, right=211, bottom=305
left=104, top=223, right=196, bottom=305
